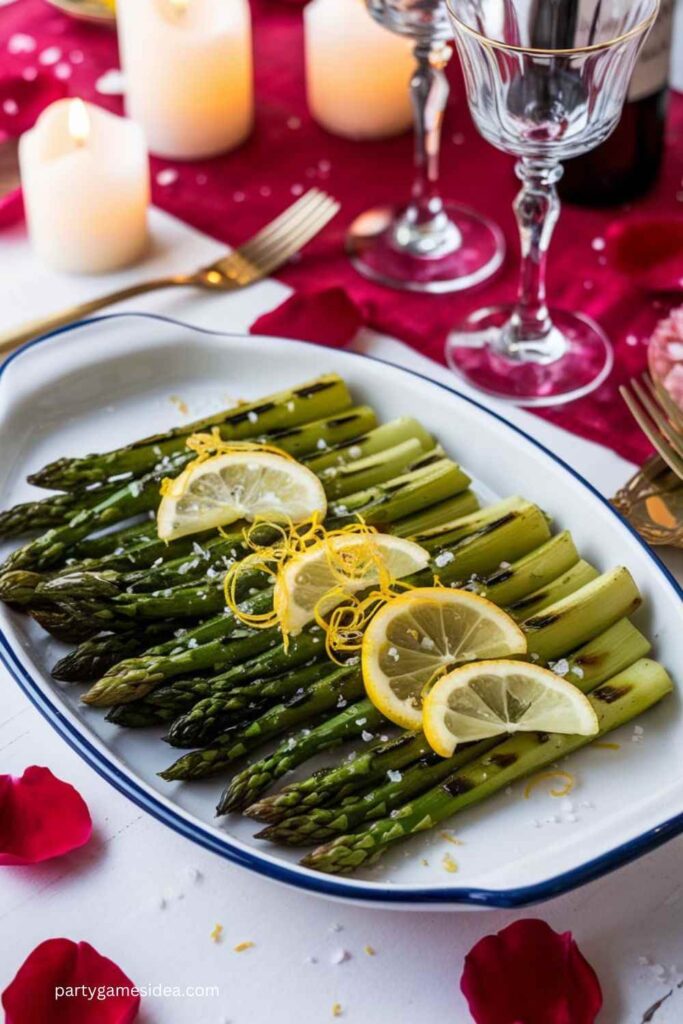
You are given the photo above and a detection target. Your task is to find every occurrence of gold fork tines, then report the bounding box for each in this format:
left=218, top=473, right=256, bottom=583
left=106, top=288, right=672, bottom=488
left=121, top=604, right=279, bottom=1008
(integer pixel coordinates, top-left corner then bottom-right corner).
left=620, top=373, right=683, bottom=481
left=0, top=188, right=340, bottom=356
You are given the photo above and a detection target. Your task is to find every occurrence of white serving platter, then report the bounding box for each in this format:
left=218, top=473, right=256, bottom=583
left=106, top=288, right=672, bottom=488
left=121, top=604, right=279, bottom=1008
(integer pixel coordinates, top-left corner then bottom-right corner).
left=1, top=312, right=681, bottom=909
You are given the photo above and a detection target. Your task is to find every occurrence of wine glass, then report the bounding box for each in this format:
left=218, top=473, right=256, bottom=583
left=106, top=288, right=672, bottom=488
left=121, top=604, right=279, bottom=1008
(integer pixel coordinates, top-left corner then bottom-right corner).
left=346, top=0, right=505, bottom=293
left=444, top=0, right=660, bottom=405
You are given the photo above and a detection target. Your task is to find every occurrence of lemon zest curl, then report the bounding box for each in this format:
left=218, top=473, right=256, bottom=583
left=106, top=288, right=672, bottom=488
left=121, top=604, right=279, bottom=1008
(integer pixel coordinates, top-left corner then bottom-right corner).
left=523, top=770, right=575, bottom=800
left=222, top=513, right=417, bottom=659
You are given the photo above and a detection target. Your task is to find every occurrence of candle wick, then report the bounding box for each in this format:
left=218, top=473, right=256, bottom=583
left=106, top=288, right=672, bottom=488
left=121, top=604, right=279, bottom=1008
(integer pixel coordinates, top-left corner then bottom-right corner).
left=67, top=99, right=91, bottom=148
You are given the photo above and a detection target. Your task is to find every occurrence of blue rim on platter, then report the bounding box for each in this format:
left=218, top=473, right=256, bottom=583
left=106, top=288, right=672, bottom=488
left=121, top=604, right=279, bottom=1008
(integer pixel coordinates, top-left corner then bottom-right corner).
left=1, top=312, right=681, bottom=908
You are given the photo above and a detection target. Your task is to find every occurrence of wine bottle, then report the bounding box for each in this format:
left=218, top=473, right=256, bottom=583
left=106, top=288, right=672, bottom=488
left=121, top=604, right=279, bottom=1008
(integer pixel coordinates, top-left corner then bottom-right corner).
left=559, top=0, right=674, bottom=207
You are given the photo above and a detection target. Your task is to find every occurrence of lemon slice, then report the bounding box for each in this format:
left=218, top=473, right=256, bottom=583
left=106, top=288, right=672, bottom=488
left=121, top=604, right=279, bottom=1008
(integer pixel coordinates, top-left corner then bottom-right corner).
left=157, top=451, right=327, bottom=541
left=362, top=588, right=527, bottom=729
left=423, top=660, right=599, bottom=756
left=275, top=533, right=430, bottom=636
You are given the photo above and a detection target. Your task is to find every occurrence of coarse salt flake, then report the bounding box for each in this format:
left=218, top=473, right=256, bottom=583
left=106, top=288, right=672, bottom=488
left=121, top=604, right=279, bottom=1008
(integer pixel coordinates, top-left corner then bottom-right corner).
left=550, top=658, right=569, bottom=676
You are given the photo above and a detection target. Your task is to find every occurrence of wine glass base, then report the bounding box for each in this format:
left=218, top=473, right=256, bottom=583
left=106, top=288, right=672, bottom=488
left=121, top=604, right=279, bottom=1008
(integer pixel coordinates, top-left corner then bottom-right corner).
left=445, top=306, right=613, bottom=407
left=346, top=202, right=505, bottom=294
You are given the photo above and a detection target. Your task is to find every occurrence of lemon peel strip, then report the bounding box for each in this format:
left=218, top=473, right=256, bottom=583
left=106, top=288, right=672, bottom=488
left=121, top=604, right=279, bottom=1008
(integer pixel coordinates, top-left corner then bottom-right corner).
left=222, top=512, right=421, bottom=659
left=159, top=430, right=296, bottom=500
left=523, top=770, right=575, bottom=800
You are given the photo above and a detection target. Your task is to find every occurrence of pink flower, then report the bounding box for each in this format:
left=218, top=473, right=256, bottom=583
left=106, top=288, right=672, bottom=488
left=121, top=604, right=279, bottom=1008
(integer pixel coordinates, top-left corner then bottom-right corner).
left=0, top=766, right=92, bottom=865
left=461, top=918, right=603, bottom=1024
left=648, top=305, right=683, bottom=409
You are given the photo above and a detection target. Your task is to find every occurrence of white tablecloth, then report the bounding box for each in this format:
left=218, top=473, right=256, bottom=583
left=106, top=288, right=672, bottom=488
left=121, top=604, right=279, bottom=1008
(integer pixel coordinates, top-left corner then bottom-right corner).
left=1, top=210, right=681, bottom=1024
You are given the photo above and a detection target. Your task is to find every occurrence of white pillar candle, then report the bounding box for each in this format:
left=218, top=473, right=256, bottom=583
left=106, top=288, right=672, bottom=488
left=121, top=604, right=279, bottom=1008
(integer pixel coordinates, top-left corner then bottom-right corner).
left=19, top=99, right=149, bottom=275
left=117, top=0, right=254, bottom=160
left=305, top=0, right=414, bottom=140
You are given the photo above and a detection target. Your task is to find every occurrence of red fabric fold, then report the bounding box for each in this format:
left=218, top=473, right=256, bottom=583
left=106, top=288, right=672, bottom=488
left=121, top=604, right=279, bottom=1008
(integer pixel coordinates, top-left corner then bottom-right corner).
left=605, top=216, right=683, bottom=293
left=0, top=71, right=67, bottom=140
left=0, top=188, right=23, bottom=229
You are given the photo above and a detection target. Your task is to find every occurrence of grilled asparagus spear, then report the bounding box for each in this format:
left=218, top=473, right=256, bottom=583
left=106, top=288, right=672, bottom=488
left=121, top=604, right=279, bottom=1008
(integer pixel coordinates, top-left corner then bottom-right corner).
left=160, top=667, right=365, bottom=782
left=28, top=374, right=353, bottom=490
left=302, top=658, right=672, bottom=874
left=252, top=619, right=651, bottom=841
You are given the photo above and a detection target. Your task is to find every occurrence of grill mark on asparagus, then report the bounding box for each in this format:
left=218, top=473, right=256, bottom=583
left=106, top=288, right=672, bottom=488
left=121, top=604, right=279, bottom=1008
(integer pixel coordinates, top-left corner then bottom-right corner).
left=573, top=650, right=606, bottom=668
left=524, top=611, right=561, bottom=630
left=474, top=512, right=516, bottom=537
left=488, top=752, right=518, bottom=768
left=326, top=413, right=367, bottom=429
left=442, top=776, right=476, bottom=797
left=508, top=589, right=550, bottom=615
left=435, top=512, right=519, bottom=550
left=483, top=566, right=514, bottom=586
left=593, top=683, right=633, bottom=704
left=410, top=453, right=441, bottom=470
left=270, top=410, right=364, bottom=442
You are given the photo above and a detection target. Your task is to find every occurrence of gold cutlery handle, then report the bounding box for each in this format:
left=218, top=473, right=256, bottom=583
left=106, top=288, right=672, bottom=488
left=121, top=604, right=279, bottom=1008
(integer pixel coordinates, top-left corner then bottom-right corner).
left=0, top=276, right=184, bottom=358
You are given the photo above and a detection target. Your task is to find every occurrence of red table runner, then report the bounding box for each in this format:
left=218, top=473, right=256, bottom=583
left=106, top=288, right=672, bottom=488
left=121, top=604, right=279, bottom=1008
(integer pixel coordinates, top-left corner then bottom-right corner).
left=2, top=0, right=683, bottom=464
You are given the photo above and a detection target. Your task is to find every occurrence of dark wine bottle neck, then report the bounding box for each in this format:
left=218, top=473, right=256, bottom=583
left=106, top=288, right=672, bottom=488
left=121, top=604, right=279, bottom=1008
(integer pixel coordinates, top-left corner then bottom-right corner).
left=530, top=0, right=580, bottom=49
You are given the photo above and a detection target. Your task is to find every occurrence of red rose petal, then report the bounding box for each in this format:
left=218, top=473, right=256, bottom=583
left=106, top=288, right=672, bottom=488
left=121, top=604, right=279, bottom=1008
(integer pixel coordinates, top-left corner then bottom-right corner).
left=0, top=766, right=92, bottom=865
left=2, top=939, right=140, bottom=1024
left=461, top=918, right=603, bottom=1024
left=605, top=217, right=683, bottom=293
left=251, top=286, right=365, bottom=348
left=0, top=73, right=68, bottom=141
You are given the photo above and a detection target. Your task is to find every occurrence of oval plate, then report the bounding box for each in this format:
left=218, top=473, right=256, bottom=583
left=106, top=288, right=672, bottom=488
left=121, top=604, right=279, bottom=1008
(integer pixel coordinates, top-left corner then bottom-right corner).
left=0, top=313, right=681, bottom=909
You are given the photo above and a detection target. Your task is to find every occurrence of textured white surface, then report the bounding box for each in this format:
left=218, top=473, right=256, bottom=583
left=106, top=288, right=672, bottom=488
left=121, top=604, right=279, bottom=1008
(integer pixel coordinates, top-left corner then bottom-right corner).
left=0, top=210, right=681, bottom=1023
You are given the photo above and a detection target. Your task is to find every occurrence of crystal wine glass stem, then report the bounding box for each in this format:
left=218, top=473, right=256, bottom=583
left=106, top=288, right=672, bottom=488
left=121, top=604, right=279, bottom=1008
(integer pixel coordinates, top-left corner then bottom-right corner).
left=393, top=40, right=461, bottom=255
left=411, top=41, right=448, bottom=216
left=499, top=157, right=567, bottom=362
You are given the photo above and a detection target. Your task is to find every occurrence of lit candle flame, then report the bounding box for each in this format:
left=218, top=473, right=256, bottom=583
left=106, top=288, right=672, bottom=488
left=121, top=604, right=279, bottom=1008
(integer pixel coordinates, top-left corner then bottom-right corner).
left=68, top=98, right=90, bottom=147
left=167, top=0, right=190, bottom=15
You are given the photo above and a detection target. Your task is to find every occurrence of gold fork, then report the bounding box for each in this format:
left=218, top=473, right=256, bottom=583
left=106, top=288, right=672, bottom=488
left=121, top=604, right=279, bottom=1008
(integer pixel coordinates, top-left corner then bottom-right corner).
left=0, top=188, right=340, bottom=356
left=619, top=373, right=683, bottom=481
left=615, top=373, right=683, bottom=547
